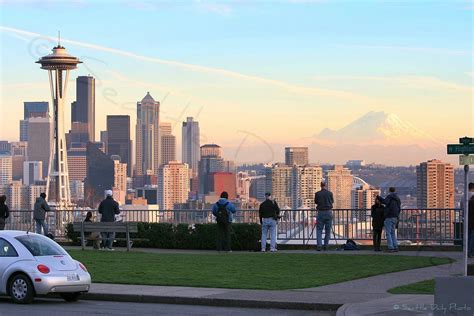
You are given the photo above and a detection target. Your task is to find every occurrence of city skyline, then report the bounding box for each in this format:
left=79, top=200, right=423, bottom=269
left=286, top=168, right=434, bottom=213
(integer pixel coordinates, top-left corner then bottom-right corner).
left=0, top=1, right=472, bottom=166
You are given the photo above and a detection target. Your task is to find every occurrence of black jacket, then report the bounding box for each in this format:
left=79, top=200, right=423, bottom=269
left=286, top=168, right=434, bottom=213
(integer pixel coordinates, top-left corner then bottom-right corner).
left=259, top=199, right=280, bottom=221
left=314, top=189, right=334, bottom=211
left=378, top=193, right=401, bottom=219
left=371, top=204, right=385, bottom=230
left=0, top=203, right=9, bottom=219
left=98, top=197, right=120, bottom=222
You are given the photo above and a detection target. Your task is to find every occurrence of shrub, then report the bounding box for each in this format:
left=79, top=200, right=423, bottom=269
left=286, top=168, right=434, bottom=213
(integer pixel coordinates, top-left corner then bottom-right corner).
left=65, top=222, right=261, bottom=251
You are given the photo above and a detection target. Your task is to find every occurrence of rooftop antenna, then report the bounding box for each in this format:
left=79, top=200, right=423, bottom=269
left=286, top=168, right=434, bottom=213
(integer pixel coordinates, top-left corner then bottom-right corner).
left=58, top=30, right=61, bottom=46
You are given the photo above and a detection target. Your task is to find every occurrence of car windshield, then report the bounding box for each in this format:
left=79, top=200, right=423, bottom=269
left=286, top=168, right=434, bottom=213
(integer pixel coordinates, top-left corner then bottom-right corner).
left=15, top=234, right=67, bottom=257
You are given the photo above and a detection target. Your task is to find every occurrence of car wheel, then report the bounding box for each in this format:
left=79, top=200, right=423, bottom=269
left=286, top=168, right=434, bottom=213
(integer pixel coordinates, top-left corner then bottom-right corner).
left=60, top=292, right=81, bottom=302
left=9, top=274, right=35, bottom=304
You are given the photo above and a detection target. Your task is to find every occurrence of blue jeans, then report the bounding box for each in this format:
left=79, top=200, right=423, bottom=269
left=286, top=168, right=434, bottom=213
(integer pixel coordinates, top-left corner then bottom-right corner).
left=469, top=229, right=474, bottom=256
left=101, top=232, right=115, bottom=249
left=384, top=217, right=398, bottom=250
left=261, top=218, right=277, bottom=251
left=35, top=219, right=48, bottom=235
left=317, top=210, right=333, bottom=248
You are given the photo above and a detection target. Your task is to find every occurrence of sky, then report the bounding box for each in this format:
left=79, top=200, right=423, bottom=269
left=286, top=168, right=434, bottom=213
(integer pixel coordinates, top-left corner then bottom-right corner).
left=0, top=0, right=473, bottom=165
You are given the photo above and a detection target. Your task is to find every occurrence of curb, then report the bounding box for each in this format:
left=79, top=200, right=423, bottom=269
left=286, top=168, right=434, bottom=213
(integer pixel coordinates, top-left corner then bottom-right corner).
left=81, top=292, right=342, bottom=311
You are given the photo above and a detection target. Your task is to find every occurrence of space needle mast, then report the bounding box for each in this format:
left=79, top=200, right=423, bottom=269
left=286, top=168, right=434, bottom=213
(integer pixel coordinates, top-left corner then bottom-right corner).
left=36, top=33, right=81, bottom=208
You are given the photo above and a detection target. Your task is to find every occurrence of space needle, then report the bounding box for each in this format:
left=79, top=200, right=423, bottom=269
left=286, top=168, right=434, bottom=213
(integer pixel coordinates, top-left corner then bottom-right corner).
left=36, top=35, right=81, bottom=208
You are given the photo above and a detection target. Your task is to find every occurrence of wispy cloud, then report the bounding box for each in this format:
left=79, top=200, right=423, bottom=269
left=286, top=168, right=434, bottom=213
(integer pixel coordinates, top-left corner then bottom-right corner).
left=335, top=44, right=471, bottom=57
left=312, top=75, right=474, bottom=93
left=0, top=25, right=382, bottom=106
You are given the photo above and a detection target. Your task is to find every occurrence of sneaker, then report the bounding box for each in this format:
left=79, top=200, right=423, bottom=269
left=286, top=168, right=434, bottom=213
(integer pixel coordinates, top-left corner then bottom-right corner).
left=261, top=249, right=266, bottom=253
left=270, top=249, right=277, bottom=253
left=106, top=248, right=115, bottom=251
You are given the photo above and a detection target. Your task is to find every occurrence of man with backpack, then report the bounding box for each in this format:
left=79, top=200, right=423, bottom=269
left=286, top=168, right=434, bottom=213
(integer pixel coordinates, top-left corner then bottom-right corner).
left=259, top=192, right=280, bottom=252
left=212, top=191, right=236, bottom=252
left=377, top=187, right=401, bottom=253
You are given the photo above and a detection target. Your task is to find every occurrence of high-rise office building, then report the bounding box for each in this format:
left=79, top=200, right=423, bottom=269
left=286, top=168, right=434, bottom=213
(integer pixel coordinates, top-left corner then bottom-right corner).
left=107, top=115, right=132, bottom=176
left=27, top=117, right=51, bottom=177
left=84, top=142, right=114, bottom=207
left=71, top=76, right=95, bottom=142
left=23, top=161, right=43, bottom=185
left=66, top=122, right=89, bottom=148
left=0, top=141, right=10, bottom=153
left=112, top=157, right=127, bottom=205
left=10, top=142, right=28, bottom=181
left=10, top=142, right=28, bottom=156
left=135, top=92, right=160, bottom=176
left=182, top=117, right=200, bottom=178
left=20, top=102, right=49, bottom=142
left=160, top=122, right=176, bottom=166
left=0, top=155, right=13, bottom=185
left=327, top=165, right=353, bottom=209
left=291, top=164, right=323, bottom=209
left=158, top=161, right=190, bottom=210
left=198, top=144, right=226, bottom=195
left=285, top=147, right=309, bottom=166
left=100, top=131, right=108, bottom=150
left=265, top=164, right=293, bottom=208
left=209, top=172, right=237, bottom=200
left=67, top=146, right=87, bottom=182
left=352, top=185, right=381, bottom=209
left=416, top=159, right=454, bottom=208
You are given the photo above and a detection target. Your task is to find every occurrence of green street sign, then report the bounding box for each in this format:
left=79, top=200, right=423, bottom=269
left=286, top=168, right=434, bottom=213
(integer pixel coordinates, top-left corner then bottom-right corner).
left=447, top=144, right=474, bottom=155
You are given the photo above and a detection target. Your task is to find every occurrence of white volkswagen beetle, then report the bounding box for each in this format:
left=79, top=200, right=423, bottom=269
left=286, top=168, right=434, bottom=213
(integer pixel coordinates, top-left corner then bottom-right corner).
left=0, top=230, right=91, bottom=304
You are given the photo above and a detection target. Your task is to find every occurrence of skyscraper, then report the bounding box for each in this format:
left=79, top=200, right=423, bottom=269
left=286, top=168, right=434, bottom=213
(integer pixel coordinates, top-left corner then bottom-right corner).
left=265, top=164, right=293, bottom=208
left=0, top=154, right=13, bottom=185
left=107, top=115, right=132, bottom=176
left=327, top=165, right=353, bottom=209
left=291, top=164, right=323, bottom=209
left=23, top=161, right=43, bottom=185
left=285, top=147, right=309, bottom=166
left=209, top=172, right=237, bottom=199
left=160, top=122, right=176, bottom=165
left=135, top=92, right=160, bottom=176
left=84, top=142, right=114, bottom=207
left=416, top=159, right=454, bottom=208
left=112, top=157, right=127, bottom=205
left=71, top=76, right=95, bottom=142
left=20, top=102, right=49, bottom=142
left=182, top=117, right=200, bottom=178
left=198, top=144, right=226, bottom=195
left=27, top=117, right=51, bottom=177
left=67, top=145, right=87, bottom=182
left=158, top=161, right=190, bottom=210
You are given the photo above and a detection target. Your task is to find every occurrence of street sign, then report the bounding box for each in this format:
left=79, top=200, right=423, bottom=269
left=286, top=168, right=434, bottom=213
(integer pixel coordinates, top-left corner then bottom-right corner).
left=459, top=155, right=474, bottom=165
left=459, top=137, right=474, bottom=145
left=447, top=144, right=474, bottom=155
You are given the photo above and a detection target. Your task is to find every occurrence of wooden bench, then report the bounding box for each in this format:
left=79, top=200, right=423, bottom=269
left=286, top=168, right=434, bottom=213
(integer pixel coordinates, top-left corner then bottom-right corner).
left=72, top=222, right=138, bottom=251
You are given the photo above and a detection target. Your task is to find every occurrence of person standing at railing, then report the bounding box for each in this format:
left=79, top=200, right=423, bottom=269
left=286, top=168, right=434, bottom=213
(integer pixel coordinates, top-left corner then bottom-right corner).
left=98, top=190, right=120, bottom=251
left=33, top=193, right=50, bottom=235
left=212, top=191, right=236, bottom=252
left=0, top=195, right=9, bottom=230
left=371, top=197, right=385, bottom=252
left=377, top=187, right=401, bottom=253
left=314, top=182, right=334, bottom=251
left=259, top=192, right=280, bottom=252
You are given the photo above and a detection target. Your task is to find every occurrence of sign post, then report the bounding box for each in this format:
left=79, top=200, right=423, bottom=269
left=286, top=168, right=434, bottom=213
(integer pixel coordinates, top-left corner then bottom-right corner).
left=447, top=136, right=473, bottom=277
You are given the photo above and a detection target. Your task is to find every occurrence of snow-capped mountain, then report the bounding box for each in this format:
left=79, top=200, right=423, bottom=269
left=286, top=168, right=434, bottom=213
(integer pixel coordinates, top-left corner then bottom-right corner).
left=316, top=111, right=442, bottom=147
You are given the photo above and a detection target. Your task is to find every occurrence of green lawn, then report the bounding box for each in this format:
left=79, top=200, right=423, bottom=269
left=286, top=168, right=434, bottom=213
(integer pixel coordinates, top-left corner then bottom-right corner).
left=388, top=279, right=435, bottom=294
left=68, top=250, right=452, bottom=290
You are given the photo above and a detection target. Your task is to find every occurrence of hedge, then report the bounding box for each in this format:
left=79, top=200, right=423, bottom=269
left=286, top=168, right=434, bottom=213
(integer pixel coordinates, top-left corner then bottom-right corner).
left=66, top=222, right=261, bottom=251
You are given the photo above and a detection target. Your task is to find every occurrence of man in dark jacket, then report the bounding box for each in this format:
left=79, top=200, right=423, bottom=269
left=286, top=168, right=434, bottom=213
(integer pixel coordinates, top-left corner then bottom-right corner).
left=212, top=191, right=236, bottom=252
left=371, top=197, right=385, bottom=252
left=33, top=193, right=50, bottom=235
left=98, top=190, right=120, bottom=250
left=259, top=192, right=280, bottom=252
left=378, top=187, right=401, bottom=252
left=468, top=182, right=474, bottom=258
left=314, top=182, right=334, bottom=251
left=0, top=195, right=9, bottom=230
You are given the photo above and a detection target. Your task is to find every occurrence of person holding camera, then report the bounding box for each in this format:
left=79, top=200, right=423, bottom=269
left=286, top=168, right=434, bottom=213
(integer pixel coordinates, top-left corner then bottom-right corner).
left=259, top=192, right=280, bottom=252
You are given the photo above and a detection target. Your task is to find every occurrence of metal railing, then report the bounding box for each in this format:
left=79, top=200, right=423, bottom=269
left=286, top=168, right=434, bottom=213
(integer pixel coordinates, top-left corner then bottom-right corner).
left=3, top=208, right=462, bottom=245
